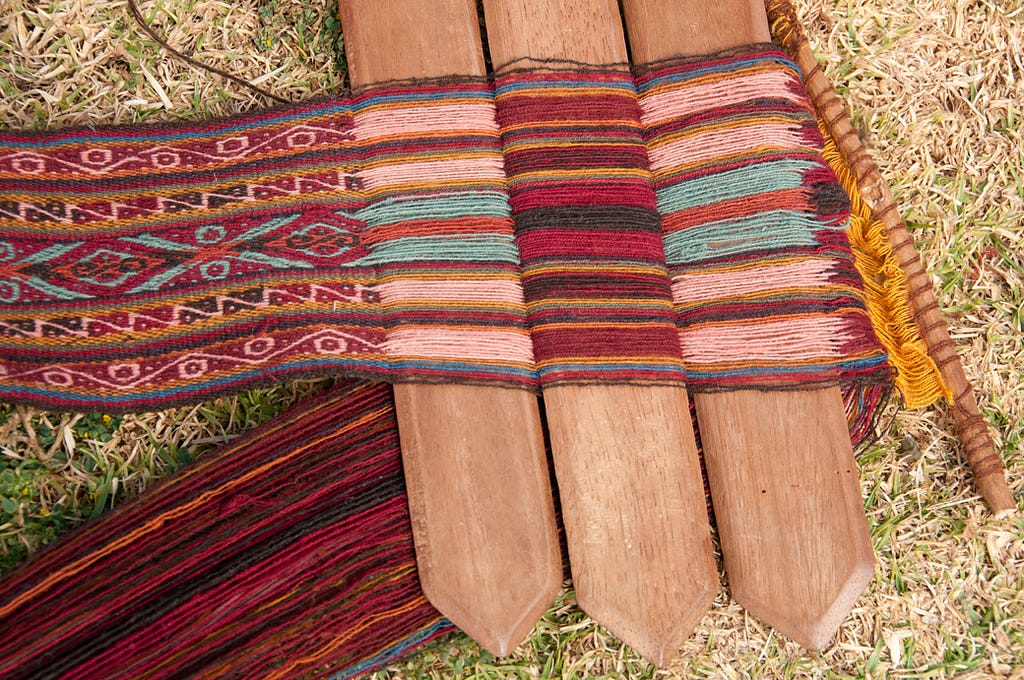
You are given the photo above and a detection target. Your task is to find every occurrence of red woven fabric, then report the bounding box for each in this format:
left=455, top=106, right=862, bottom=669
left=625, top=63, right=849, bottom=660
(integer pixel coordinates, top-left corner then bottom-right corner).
left=492, top=68, right=688, bottom=385
left=0, top=382, right=451, bottom=679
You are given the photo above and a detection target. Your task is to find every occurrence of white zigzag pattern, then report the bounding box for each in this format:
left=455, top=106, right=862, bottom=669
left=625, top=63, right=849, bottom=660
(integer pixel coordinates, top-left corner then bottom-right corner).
left=0, top=173, right=352, bottom=225
left=0, top=283, right=368, bottom=338
left=0, top=329, right=384, bottom=390
left=0, top=124, right=354, bottom=177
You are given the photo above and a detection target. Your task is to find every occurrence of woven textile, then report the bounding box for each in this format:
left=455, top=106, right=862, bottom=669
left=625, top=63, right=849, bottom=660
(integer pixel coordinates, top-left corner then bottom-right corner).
left=0, top=381, right=454, bottom=679
left=0, top=79, right=535, bottom=411
left=492, top=68, right=687, bottom=385
left=635, top=45, right=890, bottom=390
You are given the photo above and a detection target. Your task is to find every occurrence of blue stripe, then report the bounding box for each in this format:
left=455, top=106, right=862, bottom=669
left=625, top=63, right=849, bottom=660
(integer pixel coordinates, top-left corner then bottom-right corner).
left=0, top=103, right=354, bottom=148
left=352, top=88, right=491, bottom=109
left=537, top=362, right=686, bottom=377
left=635, top=54, right=800, bottom=94
left=384, top=359, right=536, bottom=379
left=494, top=77, right=634, bottom=95
left=332, top=620, right=454, bottom=680
left=684, top=354, right=890, bottom=381
left=0, top=359, right=534, bottom=407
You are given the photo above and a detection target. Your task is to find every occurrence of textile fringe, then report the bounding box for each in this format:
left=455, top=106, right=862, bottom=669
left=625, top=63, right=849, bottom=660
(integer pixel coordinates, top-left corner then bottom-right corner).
left=820, top=125, right=950, bottom=408
left=634, top=45, right=891, bottom=391
left=0, top=381, right=453, bottom=679
left=767, top=0, right=1014, bottom=513
left=766, top=0, right=948, bottom=409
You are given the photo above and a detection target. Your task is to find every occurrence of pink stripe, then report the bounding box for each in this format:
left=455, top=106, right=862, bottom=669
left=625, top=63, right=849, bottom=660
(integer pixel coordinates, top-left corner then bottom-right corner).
left=355, top=103, right=499, bottom=138
left=672, top=259, right=836, bottom=304
left=681, top=316, right=851, bottom=363
left=378, top=279, right=527, bottom=305
left=360, top=156, right=505, bottom=189
left=639, top=71, right=802, bottom=124
left=647, top=123, right=811, bottom=169
left=386, top=328, right=535, bottom=363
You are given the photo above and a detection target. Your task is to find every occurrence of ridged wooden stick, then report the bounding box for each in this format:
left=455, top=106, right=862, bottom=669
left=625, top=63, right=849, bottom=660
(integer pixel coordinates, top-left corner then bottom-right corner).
left=765, top=0, right=1016, bottom=516
left=338, top=0, right=562, bottom=655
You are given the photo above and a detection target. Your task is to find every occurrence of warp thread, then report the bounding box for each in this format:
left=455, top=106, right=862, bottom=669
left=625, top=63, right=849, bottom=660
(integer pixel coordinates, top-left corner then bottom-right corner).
left=634, top=45, right=891, bottom=391
left=0, top=80, right=536, bottom=411
left=820, top=122, right=949, bottom=409
left=0, top=381, right=452, bottom=680
left=492, top=67, right=687, bottom=385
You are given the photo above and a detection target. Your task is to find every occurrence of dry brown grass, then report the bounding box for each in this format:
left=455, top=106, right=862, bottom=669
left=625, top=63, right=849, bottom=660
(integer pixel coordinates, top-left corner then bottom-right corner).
left=0, top=0, right=1021, bottom=677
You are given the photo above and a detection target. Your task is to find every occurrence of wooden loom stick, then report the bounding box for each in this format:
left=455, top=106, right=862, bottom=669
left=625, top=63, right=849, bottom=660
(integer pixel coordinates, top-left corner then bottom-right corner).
left=337, top=0, right=562, bottom=655
left=764, top=0, right=1016, bottom=516
left=480, top=0, right=718, bottom=665
left=621, top=0, right=876, bottom=650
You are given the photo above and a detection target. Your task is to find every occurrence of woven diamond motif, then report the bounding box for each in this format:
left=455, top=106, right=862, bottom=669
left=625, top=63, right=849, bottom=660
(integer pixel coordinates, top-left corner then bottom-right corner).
left=61, top=249, right=168, bottom=288
left=267, top=209, right=368, bottom=264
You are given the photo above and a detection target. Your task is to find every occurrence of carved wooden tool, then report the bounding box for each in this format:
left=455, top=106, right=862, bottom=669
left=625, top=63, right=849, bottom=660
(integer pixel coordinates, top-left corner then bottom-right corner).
left=338, top=0, right=561, bottom=656
left=764, top=0, right=1015, bottom=516
left=481, top=0, right=718, bottom=665
left=621, top=0, right=876, bottom=650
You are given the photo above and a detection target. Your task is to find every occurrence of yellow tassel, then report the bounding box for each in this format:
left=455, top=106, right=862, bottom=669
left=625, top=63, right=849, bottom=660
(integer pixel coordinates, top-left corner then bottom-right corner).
left=819, top=124, right=952, bottom=408
left=768, top=0, right=950, bottom=407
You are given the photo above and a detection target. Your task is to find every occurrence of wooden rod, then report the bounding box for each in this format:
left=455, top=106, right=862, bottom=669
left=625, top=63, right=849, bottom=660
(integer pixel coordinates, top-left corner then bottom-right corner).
left=621, top=0, right=876, bottom=650
left=480, top=0, right=718, bottom=666
left=764, top=0, right=1015, bottom=516
left=338, top=0, right=562, bottom=655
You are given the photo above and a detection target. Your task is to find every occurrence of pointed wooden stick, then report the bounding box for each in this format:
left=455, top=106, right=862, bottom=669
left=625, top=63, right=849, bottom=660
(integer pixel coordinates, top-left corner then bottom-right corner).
left=338, top=0, right=561, bottom=655
left=764, top=0, right=1015, bottom=516
left=621, top=0, right=876, bottom=650
left=480, top=0, right=718, bottom=665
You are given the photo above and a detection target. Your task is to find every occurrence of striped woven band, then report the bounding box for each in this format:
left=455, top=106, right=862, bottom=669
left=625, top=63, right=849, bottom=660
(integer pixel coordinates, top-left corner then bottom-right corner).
left=635, top=45, right=890, bottom=390
left=0, top=368, right=889, bottom=680
left=493, top=67, right=687, bottom=385
left=0, top=382, right=453, bottom=679
left=0, top=79, right=535, bottom=411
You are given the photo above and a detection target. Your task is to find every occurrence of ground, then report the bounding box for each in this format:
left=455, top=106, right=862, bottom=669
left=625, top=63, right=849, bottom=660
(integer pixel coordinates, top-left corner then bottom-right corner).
left=0, top=0, right=1021, bottom=677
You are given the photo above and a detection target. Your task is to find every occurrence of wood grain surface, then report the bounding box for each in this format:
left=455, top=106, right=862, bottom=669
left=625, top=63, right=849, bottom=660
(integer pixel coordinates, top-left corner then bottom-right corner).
left=762, top=2, right=1015, bottom=515
left=621, top=0, right=875, bottom=649
left=338, top=0, right=561, bottom=656
left=481, top=0, right=718, bottom=665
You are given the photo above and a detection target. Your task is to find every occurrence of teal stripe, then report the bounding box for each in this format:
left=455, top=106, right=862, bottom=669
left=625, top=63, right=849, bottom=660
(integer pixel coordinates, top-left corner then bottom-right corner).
left=494, top=77, right=634, bottom=96
left=656, top=158, right=815, bottom=212
left=368, top=235, right=520, bottom=264
left=123, top=233, right=199, bottom=252
left=357, top=191, right=511, bottom=227
left=663, top=210, right=829, bottom=265
left=20, top=241, right=81, bottom=264
left=351, top=87, right=490, bottom=110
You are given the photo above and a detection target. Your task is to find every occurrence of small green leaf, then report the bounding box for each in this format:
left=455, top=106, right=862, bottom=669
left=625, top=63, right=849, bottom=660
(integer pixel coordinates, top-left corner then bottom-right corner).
left=90, top=477, right=111, bottom=520
left=174, top=447, right=192, bottom=466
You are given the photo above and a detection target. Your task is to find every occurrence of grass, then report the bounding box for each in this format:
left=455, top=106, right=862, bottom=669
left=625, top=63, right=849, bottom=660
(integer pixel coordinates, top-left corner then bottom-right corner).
left=1, top=0, right=1022, bottom=677
left=0, top=379, right=331, bottom=572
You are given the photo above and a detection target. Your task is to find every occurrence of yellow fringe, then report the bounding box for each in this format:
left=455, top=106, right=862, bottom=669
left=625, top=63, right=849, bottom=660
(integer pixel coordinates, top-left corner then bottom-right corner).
left=819, top=122, right=952, bottom=407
